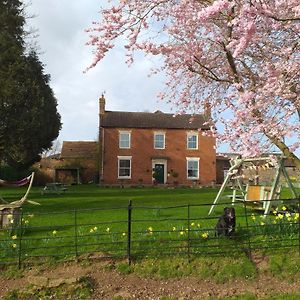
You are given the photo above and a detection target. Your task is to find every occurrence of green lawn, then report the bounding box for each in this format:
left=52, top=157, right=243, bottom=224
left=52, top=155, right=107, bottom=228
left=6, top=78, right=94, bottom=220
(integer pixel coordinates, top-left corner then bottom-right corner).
left=0, top=185, right=299, bottom=265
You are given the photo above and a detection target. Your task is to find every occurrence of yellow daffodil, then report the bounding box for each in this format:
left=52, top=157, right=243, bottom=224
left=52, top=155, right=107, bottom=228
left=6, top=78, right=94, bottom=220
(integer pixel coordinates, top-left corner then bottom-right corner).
left=201, top=232, right=209, bottom=239
left=12, top=243, right=17, bottom=248
left=294, top=213, right=299, bottom=221
left=179, top=231, right=184, bottom=235
left=52, top=230, right=57, bottom=235
left=172, top=226, right=176, bottom=231
left=11, top=235, right=17, bottom=240
left=282, top=206, right=287, bottom=211
left=90, top=229, right=94, bottom=233
left=122, top=232, right=126, bottom=236
left=191, top=222, right=195, bottom=226
left=148, top=226, right=153, bottom=232
left=106, top=227, right=110, bottom=233
left=260, top=222, right=265, bottom=226
left=94, top=226, right=98, bottom=231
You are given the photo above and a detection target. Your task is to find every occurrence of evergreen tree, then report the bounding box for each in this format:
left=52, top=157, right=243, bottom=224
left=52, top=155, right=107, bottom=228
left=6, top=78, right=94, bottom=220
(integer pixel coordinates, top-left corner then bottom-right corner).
left=0, top=0, right=61, bottom=169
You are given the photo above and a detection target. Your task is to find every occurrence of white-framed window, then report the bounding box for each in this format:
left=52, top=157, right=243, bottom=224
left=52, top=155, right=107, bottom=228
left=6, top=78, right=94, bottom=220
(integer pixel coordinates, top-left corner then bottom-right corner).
left=154, top=132, right=165, bottom=149
left=186, top=157, right=200, bottom=179
left=118, top=156, right=132, bottom=179
left=119, top=131, right=131, bottom=149
left=187, top=132, right=198, bottom=150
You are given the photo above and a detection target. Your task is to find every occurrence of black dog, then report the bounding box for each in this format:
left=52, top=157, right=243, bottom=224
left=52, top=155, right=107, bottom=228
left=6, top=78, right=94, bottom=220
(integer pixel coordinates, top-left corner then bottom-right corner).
left=215, top=207, right=236, bottom=237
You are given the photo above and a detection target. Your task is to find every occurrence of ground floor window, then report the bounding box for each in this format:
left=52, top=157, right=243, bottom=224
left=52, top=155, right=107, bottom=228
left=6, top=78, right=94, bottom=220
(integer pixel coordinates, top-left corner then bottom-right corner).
left=118, top=156, right=132, bottom=179
left=186, top=157, right=199, bottom=179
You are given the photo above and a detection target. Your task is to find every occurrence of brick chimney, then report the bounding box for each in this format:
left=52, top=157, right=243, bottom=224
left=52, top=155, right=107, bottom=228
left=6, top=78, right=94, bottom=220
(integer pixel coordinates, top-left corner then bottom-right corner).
left=99, top=94, right=106, bottom=115
left=203, top=102, right=211, bottom=121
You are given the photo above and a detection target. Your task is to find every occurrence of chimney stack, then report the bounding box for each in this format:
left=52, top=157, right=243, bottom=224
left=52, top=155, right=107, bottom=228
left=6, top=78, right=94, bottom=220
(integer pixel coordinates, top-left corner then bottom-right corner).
left=203, top=102, right=211, bottom=121
left=99, top=94, right=106, bottom=115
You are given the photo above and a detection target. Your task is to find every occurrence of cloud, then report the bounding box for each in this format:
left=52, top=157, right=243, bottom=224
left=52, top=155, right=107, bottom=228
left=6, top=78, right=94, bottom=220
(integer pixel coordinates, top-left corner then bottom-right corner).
left=24, top=0, right=171, bottom=142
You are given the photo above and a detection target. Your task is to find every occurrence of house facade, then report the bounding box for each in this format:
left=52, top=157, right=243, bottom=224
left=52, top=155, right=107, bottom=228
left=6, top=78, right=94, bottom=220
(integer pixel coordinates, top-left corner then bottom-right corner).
left=99, top=96, right=216, bottom=186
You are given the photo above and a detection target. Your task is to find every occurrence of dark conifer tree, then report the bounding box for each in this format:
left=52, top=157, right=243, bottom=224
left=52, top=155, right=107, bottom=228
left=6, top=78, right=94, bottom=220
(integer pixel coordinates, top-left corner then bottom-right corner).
left=0, top=0, right=61, bottom=169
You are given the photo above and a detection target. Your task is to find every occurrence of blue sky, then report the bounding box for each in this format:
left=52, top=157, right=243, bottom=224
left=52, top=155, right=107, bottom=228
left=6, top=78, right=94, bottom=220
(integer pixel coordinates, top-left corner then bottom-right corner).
left=24, top=0, right=172, bottom=143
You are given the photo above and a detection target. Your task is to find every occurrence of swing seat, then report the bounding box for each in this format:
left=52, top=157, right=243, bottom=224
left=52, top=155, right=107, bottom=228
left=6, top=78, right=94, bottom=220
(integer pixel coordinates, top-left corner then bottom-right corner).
left=244, top=185, right=281, bottom=211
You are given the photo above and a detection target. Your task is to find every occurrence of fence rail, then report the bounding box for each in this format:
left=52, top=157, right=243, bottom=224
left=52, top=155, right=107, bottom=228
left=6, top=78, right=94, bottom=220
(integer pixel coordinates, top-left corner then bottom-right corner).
left=0, top=197, right=299, bottom=268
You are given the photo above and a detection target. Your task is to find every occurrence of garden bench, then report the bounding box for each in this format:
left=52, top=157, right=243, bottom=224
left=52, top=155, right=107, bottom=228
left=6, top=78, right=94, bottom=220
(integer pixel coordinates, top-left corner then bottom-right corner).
left=42, top=182, right=68, bottom=194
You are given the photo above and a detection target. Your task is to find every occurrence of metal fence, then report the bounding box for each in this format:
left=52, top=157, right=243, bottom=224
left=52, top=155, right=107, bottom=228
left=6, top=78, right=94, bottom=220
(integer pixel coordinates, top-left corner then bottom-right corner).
left=1, top=198, right=300, bottom=268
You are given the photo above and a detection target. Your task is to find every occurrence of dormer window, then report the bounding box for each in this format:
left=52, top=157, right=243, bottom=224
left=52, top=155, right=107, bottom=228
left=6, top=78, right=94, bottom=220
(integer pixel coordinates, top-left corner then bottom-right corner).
left=187, top=132, right=198, bottom=150
left=119, top=131, right=131, bottom=149
left=154, top=132, right=165, bottom=149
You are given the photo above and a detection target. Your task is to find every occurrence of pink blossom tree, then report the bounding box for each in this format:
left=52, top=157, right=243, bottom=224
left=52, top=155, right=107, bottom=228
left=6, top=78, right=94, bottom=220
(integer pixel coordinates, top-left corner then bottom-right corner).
left=86, top=1, right=300, bottom=167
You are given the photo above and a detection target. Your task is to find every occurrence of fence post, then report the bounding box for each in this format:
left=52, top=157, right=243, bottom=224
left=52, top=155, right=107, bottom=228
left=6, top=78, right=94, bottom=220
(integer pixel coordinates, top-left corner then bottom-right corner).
left=187, top=204, right=190, bottom=262
left=243, top=201, right=252, bottom=260
left=127, top=200, right=132, bottom=265
left=17, top=210, right=23, bottom=269
left=298, top=198, right=300, bottom=256
left=74, top=209, right=78, bottom=260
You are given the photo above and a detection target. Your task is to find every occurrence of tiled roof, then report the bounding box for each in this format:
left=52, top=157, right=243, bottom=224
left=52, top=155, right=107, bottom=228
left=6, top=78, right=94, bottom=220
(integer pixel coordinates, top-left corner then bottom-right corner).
left=100, top=110, right=209, bottom=130
left=60, top=141, right=98, bottom=159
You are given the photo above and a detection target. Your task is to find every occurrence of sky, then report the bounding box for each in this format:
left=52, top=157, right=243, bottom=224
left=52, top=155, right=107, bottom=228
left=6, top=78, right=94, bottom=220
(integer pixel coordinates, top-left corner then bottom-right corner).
left=24, top=0, right=172, bottom=144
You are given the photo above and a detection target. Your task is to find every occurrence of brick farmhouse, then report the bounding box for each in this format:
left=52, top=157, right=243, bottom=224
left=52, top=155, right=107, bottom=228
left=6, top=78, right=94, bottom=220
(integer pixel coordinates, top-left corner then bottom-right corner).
left=99, top=95, right=216, bottom=186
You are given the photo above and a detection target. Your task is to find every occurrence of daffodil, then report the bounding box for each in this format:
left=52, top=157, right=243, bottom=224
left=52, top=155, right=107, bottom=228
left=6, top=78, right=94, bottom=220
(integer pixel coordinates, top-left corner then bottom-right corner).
left=52, top=230, right=57, bottom=235
left=201, top=232, right=209, bottom=239
left=90, top=229, right=94, bottom=233
left=172, top=226, right=176, bottom=231
left=106, top=227, right=110, bottom=233
left=278, top=214, right=284, bottom=220
left=294, top=213, right=299, bottom=221
left=179, top=231, right=184, bottom=235
left=94, top=226, right=98, bottom=231
left=11, top=235, right=17, bottom=240
left=191, top=222, right=195, bottom=226
left=122, top=232, right=126, bottom=236
left=282, top=206, right=287, bottom=211
left=260, top=222, right=265, bottom=226
left=12, top=243, right=17, bottom=248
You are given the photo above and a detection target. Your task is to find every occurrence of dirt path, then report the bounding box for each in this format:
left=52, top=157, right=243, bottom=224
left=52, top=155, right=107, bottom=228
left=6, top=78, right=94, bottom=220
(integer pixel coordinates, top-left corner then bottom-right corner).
left=1, top=260, right=300, bottom=299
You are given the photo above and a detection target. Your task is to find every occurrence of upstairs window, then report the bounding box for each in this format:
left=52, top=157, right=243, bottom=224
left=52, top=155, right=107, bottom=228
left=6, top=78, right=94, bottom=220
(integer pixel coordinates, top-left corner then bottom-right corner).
left=187, top=157, right=199, bottom=179
left=154, top=132, right=165, bottom=149
left=187, top=132, right=198, bottom=149
left=119, top=131, right=131, bottom=149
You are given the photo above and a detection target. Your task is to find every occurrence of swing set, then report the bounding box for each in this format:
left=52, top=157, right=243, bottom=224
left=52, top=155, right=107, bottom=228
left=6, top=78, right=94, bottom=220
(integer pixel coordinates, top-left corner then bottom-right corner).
left=0, top=172, right=39, bottom=228
left=209, top=156, right=298, bottom=216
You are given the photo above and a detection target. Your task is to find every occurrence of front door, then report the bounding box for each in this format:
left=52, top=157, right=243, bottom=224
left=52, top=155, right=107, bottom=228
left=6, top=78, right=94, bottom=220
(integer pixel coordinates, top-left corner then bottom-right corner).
left=154, top=164, right=165, bottom=184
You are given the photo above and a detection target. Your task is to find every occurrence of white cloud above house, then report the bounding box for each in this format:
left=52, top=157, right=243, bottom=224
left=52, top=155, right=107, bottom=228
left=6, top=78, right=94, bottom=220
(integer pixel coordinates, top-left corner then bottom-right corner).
left=23, top=0, right=172, bottom=143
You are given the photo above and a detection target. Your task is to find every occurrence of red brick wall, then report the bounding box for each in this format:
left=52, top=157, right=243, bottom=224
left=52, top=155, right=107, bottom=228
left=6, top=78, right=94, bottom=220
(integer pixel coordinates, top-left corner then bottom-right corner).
left=101, top=128, right=216, bottom=186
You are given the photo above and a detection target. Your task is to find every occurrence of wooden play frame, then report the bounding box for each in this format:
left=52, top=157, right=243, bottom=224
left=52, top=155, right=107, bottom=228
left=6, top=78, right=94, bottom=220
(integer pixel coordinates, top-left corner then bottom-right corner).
left=208, top=156, right=298, bottom=216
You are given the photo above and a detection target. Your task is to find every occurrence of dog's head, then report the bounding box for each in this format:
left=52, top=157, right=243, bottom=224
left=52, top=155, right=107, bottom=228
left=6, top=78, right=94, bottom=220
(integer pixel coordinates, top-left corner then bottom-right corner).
left=223, top=207, right=235, bottom=221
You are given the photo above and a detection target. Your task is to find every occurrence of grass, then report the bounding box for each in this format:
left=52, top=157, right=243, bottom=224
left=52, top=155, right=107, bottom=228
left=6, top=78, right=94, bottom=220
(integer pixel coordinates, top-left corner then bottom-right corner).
left=116, top=256, right=257, bottom=282
left=0, top=185, right=299, bottom=264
